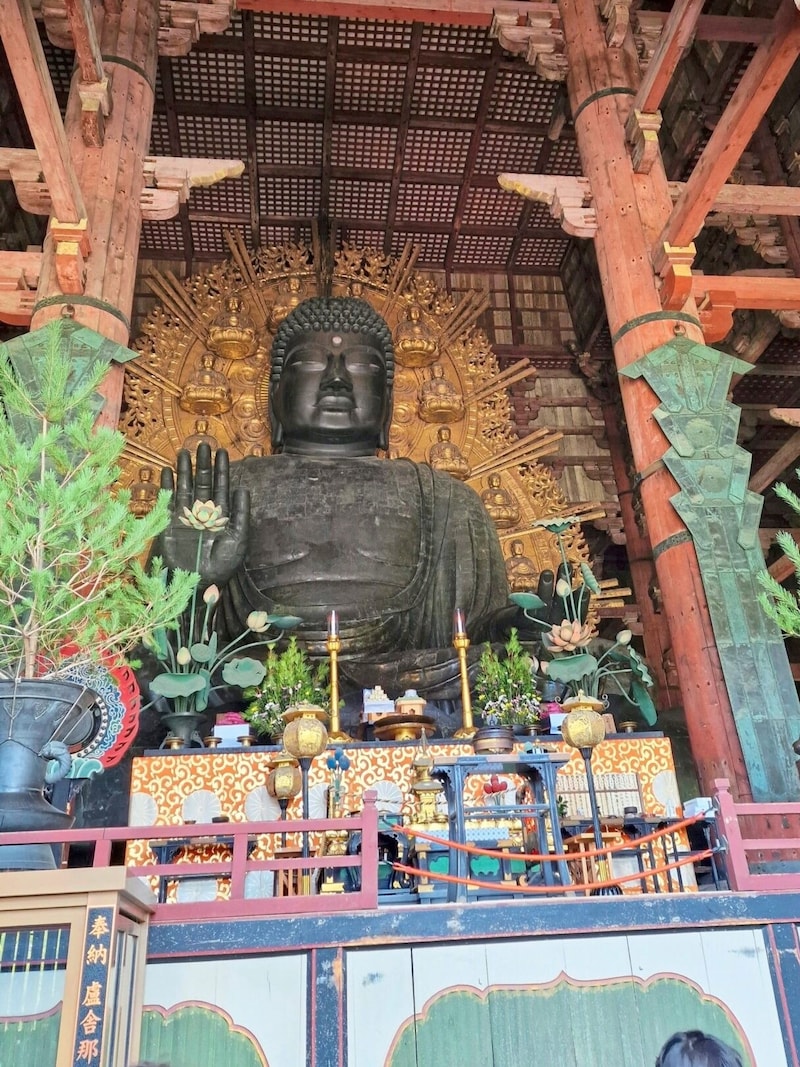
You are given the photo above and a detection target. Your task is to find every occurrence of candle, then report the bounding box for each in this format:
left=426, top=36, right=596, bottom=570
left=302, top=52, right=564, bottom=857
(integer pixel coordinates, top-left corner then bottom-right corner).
left=327, top=610, right=339, bottom=638
left=453, top=608, right=466, bottom=638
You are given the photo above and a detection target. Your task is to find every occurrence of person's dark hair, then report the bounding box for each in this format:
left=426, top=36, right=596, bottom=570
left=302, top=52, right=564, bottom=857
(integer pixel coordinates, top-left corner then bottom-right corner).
left=270, top=296, right=395, bottom=391
left=655, top=1031, right=744, bottom=1067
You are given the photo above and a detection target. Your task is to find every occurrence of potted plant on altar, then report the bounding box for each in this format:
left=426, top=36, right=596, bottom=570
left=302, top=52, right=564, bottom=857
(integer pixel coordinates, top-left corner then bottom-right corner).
left=510, top=516, right=657, bottom=726
left=473, top=628, right=541, bottom=751
left=242, top=635, right=330, bottom=742
left=0, top=319, right=197, bottom=864
left=142, top=550, right=301, bottom=746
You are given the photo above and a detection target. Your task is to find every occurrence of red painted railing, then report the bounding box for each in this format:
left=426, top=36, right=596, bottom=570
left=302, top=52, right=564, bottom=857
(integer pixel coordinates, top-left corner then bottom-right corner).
left=714, top=778, right=800, bottom=892
left=0, top=791, right=379, bottom=920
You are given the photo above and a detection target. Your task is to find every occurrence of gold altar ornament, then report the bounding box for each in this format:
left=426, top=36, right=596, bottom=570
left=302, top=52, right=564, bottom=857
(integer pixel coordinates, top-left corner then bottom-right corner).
left=452, top=609, right=475, bottom=740
left=282, top=704, right=329, bottom=760
left=267, top=751, right=302, bottom=802
left=561, top=693, right=607, bottom=751
left=326, top=611, right=351, bottom=743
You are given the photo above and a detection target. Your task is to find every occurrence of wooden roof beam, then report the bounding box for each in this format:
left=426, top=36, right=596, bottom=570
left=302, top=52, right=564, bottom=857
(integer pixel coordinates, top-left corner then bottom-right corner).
left=634, top=0, right=705, bottom=115
left=0, top=0, right=88, bottom=292
left=63, top=0, right=111, bottom=147
left=0, top=5, right=86, bottom=221
left=749, top=430, right=800, bottom=494
left=658, top=0, right=800, bottom=252
left=0, top=250, right=41, bottom=327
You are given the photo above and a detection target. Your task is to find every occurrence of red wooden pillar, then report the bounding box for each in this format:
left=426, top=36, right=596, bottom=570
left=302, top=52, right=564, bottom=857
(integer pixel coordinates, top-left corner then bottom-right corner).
left=30, top=0, right=160, bottom=427
left=559, top=0, right=751, bottom=799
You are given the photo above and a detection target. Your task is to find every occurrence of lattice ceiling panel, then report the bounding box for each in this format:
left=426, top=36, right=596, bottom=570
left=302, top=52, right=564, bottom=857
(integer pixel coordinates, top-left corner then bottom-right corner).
left=176, top=113, right=248, bottom=159
left=173, top=50, right=245, bottom=107
left=488, top=68, right=562, bottom=125
left=419, top=24, right=494, bottom=55
left=330, top=179, right=391, bottom=221
left=336, top=62, right=408, bottom=114
left=390, top=230, right=450, bottom=263
left=402, top=127, right=472, bottom=175
left=140, top=219, right=185, bottom=254
left=38, top=34, right=74, bottom=100
left=338, top=19, right=414, bottom=49
left=330, top=125, right=397, bottom=170
left=733, top=375, right=800, bottom=406
left=256, top=55, right=327, bottom=109
left=257, top=121, right=323, bottom=168
left=411, top=66, right=485, bottom=119
left=453, top=233, right=515, bottom=267
left=260, top=176, right=322, bottom=217
left=515, top=235, right=572, bottom=271
left=189, top=221, right=233, bottom=256
left=548, top=139, right=583, bottom=175
left=254, top=13, right=328, bottom=43
left=461, top=187, right=525, bottom=228
left=147, top=112, right=172, bottom=156
left=395, top=183, right=459, bottom=224
left=191, top=175, right=250, bottom=216
left=260, top=224, right=313, bottom=247
left=474, top=132, right=546, bottom=175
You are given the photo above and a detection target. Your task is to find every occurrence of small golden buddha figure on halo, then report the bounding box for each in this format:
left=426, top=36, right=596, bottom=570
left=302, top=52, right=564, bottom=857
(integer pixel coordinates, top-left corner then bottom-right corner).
left=268, top=275, right=306, bottom=333
left=129, top=466, right=159, bottom=517
left=418, top=362, right=465, bottom=424
left=428, top=426, right=471, bottom=481
left=505, top=538, right=538, bottom=593
left=207, top=296, right=257, bottom=361
left=182, top=418, right=219, bottom=454
left=481, top=473, right=520, bottom=529
left=393, top=302, right=438, bottom=368
left=179, top=351, right=232, bottom=416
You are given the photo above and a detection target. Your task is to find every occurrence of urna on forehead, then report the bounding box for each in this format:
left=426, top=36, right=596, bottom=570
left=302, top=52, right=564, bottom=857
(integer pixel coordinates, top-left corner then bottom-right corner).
left=270, top=297, right=395, bottom=387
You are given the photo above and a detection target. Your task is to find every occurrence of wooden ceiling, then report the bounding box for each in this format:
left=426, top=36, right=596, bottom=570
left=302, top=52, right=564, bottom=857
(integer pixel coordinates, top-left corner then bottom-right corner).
left=2, top=0, right=800, bottom=539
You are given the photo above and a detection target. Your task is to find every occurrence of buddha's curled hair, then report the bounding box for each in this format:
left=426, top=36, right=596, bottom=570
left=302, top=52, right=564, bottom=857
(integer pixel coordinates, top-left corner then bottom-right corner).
left=270, top=297, right=395, bottom=388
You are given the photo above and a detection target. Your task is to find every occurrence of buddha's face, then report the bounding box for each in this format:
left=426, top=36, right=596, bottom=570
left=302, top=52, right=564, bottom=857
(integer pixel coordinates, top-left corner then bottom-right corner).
left=271, top=328, right=391, bottom=455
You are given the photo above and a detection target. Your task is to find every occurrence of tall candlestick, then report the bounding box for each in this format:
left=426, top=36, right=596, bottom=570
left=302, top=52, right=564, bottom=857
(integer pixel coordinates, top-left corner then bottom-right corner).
left=452, top=614, right=475, bottom=740
left=326, top=612, right=350, bottom=742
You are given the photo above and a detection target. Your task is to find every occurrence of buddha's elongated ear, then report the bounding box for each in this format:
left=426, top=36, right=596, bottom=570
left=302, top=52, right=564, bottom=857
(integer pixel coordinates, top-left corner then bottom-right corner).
left=378, top=384, right=393, bottom=452
left=269, top=387, right=284, bottom=450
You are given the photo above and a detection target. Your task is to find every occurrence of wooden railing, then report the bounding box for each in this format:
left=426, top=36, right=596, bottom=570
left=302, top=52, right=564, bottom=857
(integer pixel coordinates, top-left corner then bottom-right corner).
left=0, top=792, right=379, bottom=921
left=714, top=778, right=800, bottom=892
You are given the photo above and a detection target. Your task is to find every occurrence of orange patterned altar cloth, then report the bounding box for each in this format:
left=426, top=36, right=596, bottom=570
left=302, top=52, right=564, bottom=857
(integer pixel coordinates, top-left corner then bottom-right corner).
left=127, top=736, right=685, bottom=898
left=129, top=735, right=680, bottom=827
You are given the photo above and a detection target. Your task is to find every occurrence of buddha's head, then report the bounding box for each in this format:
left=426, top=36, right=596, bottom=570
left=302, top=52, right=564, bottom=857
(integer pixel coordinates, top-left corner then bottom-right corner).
left=269, top=297, right=395, bottom=456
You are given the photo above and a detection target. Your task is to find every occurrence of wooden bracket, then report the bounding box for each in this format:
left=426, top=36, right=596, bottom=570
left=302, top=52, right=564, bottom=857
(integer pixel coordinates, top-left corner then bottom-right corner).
left=0, top=250, right=41, bottom=327
left=157, top=0, right=235, bottom=56
left=50, top=217, right=90, bottom=295
left=2, top=147, right=243, bottom=221
left=654, top=242, right=696, bottom=309
left=78, top=75, right=113, bottom=148
left=599, top=0, right=633, bottom=48
left=140, top=155, right=245, bottom=219
left=490, top=9, right=567, bottom=82
left=696, top=289, right=737, bottom=343
left=498, top=173, right=596, bottom=237
left=624, top=108, right=663, bottom=174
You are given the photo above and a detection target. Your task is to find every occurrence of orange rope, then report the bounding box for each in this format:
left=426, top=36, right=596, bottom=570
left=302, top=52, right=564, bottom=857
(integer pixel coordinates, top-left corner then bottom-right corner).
left=394, top=811, right=705, bottom=863
left=393, top=847, right=714, bottom=896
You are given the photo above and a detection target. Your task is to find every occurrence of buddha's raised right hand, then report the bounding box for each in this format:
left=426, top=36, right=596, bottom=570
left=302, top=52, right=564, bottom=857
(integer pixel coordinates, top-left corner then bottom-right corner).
left=157, top=444, right=250, bottom=588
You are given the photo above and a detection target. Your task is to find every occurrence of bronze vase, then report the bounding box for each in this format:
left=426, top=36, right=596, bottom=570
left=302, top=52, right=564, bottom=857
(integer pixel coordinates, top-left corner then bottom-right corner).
left=0, top=679, right=97, bottom=869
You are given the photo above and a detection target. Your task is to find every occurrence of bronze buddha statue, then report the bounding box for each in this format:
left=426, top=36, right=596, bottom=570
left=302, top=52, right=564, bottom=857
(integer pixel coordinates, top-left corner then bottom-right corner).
left=158, top=297, right=511, bottom=698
